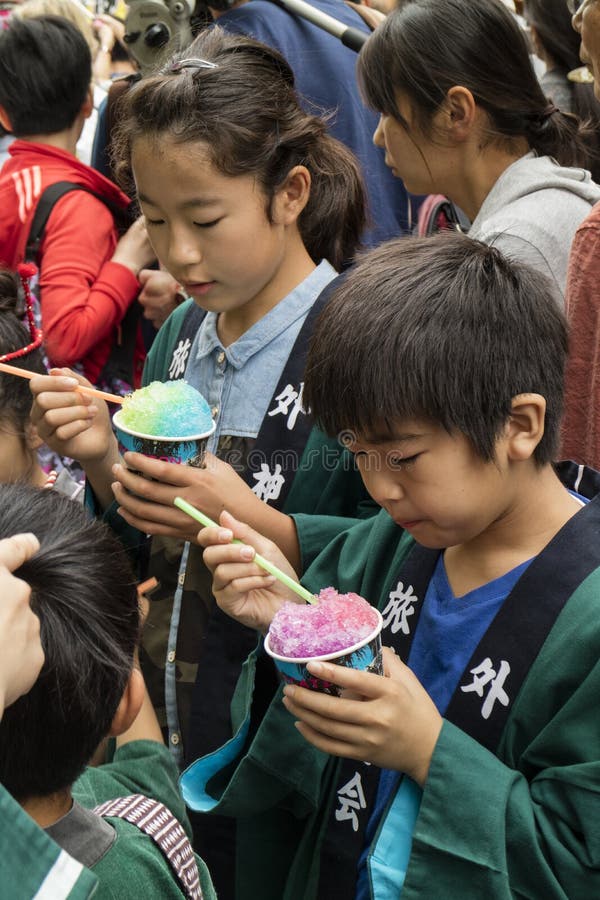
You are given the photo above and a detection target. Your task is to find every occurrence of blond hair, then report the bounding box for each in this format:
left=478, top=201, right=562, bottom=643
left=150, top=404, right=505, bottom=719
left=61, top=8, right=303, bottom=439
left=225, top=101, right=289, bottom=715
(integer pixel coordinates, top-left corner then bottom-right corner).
left=14, top=0, right=97, bottom=58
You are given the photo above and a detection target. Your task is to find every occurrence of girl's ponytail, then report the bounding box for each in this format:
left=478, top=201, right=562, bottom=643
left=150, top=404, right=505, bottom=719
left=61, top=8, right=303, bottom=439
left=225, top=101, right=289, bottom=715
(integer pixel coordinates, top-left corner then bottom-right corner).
left=525, top=106, right=596, bottom=170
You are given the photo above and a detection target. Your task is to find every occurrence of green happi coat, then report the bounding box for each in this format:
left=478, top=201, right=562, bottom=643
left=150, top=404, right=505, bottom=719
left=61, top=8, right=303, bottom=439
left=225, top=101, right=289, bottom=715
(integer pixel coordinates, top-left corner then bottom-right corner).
left=181, top=498, right=600, bottom=900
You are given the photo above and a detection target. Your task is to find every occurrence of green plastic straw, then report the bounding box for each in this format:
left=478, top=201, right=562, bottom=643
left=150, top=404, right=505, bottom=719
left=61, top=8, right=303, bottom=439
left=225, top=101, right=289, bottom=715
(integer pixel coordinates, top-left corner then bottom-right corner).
left=174, top=496, right=317, bottom=604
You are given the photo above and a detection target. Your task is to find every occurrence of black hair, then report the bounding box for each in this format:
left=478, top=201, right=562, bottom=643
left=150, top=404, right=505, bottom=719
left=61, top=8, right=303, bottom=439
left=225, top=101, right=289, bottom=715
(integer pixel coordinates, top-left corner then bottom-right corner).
left=0, top=268, right=45, bottom=436
left=112, top=28, right=366, bottom=270
left=0, top=15, right=92, bottom=136
left=523, top=0, right=600, bottom=181
left=523, top=0, right=581, bottom=73
left=0, top=486, right=140, bottom=801
left=358, top=0, right=591, bottom=168
left=304, top=233, right=567, bottom=465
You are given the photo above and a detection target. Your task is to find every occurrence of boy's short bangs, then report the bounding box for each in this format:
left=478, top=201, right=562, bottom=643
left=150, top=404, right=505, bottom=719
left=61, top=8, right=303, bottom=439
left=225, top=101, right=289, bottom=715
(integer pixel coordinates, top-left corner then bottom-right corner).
left=304, top=234, right=567, bottom=465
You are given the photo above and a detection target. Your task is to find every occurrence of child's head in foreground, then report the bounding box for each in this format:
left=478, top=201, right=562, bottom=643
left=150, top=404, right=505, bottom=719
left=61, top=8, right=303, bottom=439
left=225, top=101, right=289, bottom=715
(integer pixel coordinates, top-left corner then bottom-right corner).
left=0, top=485, right=140, bottom=802
left=303, top=233, right=568, bottom=547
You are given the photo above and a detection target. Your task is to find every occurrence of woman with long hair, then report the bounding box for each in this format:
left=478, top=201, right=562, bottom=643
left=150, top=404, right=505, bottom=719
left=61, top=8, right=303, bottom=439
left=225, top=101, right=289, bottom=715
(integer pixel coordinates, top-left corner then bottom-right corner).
left=358, top=0, right=600, bottom=298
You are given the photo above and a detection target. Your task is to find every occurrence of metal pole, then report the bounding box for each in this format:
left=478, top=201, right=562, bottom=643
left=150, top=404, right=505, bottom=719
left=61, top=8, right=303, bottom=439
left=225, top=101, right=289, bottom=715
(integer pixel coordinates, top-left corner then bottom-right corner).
left=273, top=0, right=367, bottom=52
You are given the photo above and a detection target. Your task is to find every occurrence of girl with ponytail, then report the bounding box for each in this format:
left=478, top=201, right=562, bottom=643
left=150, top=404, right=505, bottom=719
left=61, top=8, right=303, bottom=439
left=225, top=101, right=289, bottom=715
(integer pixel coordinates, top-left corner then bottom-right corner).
left=358, top=0, right=600, bottom=298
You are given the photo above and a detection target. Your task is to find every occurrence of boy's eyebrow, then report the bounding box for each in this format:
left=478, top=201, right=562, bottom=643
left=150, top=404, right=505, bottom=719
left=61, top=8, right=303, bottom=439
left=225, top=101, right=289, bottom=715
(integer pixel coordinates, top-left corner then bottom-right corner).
left=360, top=430, right=426, bottom=445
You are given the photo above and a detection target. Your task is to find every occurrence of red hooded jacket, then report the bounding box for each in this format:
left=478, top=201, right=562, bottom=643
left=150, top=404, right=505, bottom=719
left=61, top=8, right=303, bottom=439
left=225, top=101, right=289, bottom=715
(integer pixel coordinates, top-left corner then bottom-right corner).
left=0, top=141, right=142, bottom=385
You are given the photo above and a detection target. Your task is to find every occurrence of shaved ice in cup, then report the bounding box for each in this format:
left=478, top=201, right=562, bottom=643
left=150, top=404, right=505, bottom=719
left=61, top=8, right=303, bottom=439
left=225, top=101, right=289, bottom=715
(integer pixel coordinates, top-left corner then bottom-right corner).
left=265, top=588, right=384, bottom=695
left=113, top=380, right=215, bottom=467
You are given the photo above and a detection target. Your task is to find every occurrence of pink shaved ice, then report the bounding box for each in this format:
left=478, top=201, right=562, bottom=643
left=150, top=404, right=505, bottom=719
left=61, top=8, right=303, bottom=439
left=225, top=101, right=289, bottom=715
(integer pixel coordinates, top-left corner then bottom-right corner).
left=268, top=587, right=379, bottom=658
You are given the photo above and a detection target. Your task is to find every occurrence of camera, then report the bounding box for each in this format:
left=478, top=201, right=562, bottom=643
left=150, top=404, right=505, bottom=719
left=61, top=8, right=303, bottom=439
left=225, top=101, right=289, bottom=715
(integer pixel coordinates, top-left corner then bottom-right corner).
left=124, top=0, right=226, bottom=72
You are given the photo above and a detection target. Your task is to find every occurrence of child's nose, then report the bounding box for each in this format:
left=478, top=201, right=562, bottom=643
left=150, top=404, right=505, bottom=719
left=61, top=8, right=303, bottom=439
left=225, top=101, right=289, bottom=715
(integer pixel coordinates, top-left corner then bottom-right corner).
left=373, top=116, right=385, bottom=148
left=168, top=232, right=202, bottom=268
left=369, top=468, right=405, bottom=504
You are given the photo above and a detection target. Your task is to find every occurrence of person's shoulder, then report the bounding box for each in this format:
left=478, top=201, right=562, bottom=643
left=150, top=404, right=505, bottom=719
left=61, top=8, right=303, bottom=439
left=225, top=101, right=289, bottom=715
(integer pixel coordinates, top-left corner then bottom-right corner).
left=575, top=199, right=600, bottom=234
left=73, top=740, right=182, bottom=811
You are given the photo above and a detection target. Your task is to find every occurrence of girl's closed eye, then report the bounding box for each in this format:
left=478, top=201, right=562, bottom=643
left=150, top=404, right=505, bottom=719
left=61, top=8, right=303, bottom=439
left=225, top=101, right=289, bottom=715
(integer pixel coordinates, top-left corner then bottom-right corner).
left=194, top=218, right=222, bottom=229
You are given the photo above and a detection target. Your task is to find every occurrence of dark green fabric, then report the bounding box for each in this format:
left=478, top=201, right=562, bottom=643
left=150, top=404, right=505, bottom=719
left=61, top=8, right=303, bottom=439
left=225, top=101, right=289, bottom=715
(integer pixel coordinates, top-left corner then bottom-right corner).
left=128, top=300, right=376, bottom=746
left=190, top=509, right=600, bottom=899
left=0, top=783, right=97, bottom=898
left=73, top=740, right=216, bottom=899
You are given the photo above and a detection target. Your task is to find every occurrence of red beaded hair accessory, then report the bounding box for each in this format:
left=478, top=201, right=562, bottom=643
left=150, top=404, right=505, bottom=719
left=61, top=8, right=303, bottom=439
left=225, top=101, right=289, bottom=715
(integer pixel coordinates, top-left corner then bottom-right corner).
left=0, top=262, right=43, bottom=362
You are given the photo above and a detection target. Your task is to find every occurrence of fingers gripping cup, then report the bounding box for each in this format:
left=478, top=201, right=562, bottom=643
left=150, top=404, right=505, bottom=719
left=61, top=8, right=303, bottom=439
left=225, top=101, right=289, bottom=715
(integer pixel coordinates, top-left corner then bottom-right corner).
left=113, top=380, right=215, bottom=468
left=265, top=588, right=384, bottom=695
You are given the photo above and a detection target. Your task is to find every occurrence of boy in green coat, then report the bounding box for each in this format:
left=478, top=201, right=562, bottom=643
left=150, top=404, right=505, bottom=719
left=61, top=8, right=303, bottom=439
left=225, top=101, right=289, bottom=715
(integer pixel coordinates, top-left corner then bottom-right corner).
left=194, top=233, right=600, bottom=899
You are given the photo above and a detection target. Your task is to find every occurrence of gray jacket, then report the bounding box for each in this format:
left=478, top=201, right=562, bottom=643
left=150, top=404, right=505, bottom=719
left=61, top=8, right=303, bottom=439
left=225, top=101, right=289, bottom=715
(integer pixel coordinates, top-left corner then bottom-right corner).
left=469, top=152, right=600, bottom=300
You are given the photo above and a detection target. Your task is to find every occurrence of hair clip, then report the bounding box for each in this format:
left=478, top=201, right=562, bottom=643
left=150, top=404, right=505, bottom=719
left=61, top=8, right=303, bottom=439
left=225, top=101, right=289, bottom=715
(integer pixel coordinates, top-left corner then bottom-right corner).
left=0, top=262, right=43, bottom=362
left=168, top=57, right=218, bottom=73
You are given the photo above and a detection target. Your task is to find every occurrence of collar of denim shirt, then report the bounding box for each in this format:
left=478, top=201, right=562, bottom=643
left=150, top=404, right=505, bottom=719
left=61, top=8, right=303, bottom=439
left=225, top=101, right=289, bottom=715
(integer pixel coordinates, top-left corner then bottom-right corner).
left=191, top=260, right=337, bottom=369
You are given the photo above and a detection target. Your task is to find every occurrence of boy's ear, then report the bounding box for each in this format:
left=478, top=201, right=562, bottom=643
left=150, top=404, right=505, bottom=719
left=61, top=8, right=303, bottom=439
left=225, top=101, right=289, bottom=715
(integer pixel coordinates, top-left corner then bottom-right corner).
left=0, top=105, right=13, bottom=133
left=80, top=87, right=94, bottom=122
left=108, top=667, right=145, bottom=737
left=506, top=393, right=546, bottom=461
left=271, top=165, right=311, bottom=226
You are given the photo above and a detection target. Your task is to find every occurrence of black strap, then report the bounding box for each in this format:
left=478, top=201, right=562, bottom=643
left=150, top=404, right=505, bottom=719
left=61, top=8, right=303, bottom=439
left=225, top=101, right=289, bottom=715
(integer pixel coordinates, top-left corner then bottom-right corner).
left=25, top=181, right=132, bottom=264
left=164, top=303, right=207, bottom=382
left=422, top=197, right=471, bottom=235
left=240, top=276, right=338, bottom=510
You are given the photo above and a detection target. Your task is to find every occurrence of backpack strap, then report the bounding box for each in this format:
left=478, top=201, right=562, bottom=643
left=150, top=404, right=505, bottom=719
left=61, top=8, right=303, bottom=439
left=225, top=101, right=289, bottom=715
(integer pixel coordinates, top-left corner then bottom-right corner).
left=93, top=793, right=203, bottom=900
left=25, top=182, right=87, bottom=264
left=416, top=193, right=471, bottom=236
left=24, top=180, right=137, bottom=389
left=25, top=181, right=133, bottom=264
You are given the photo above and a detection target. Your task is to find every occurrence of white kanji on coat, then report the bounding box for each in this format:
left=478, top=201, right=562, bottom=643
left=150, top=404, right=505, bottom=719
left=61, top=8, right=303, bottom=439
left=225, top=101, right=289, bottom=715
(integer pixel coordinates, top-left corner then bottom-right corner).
left=268, top=382, right=305, bottom=430
left=334, top=772, right=366, bottom=832
left=460, top=657, right=511, bottom=719
left=168, top=338, right=192, bottom=379
left=251, top=463, right=285, bottom=501
left=381, top=582, right=418, bottom=635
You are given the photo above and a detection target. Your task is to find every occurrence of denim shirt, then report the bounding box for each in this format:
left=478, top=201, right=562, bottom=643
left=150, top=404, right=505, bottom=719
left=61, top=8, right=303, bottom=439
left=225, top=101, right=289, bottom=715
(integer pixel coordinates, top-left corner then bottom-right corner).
left=185, top=260, right=337, bottom=450
left=165, top=259, right=338, bottom=763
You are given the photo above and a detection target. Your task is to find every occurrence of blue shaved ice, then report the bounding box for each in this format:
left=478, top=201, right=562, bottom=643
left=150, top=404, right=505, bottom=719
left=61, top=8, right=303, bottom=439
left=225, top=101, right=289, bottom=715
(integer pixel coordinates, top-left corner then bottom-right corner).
left=120, top=380, right=213, bottom=437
